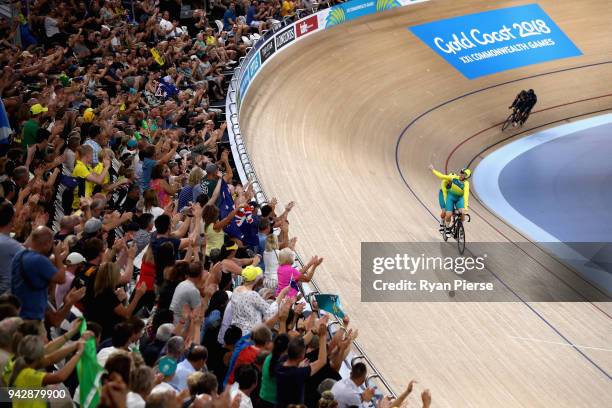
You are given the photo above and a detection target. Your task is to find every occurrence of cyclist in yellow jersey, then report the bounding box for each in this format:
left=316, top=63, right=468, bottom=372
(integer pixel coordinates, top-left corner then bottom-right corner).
left=429, top=165, right=471, bottom=235
left=434, top=171, right=457, bottom=231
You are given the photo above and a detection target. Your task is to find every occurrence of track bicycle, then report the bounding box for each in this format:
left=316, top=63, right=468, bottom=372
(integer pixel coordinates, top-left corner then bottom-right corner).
left=441, top=210, right=471, bottom=254
left=501, top=108, right=522, bottom=131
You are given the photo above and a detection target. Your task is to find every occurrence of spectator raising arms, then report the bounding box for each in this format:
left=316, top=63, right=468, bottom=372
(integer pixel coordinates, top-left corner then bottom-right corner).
left=0, top=1, right=435, bottom=406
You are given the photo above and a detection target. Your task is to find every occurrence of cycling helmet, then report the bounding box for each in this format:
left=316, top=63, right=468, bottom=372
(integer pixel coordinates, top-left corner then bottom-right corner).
left=460, top=168, right=471, bottom=178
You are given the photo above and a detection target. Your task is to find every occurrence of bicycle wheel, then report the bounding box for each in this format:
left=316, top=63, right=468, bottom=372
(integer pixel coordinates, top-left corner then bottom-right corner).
left=501, top=113, right=514, bottom=131
left=456, top=222, right=466, bottom=254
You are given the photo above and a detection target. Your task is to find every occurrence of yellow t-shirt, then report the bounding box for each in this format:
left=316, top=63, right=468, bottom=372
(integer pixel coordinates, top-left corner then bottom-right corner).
left=281, top=1, right=295, bottom=17
left=12, top=367, right=46, bottom=408
left=93, top=163, right=110, bottom=185
left=204, top=223, right=225, bottom=256
left=72, top=160, right=94, bottom=209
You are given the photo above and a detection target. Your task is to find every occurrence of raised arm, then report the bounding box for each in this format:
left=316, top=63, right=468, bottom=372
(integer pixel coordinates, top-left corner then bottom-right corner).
left=42, top=341, right=84, bottom=385
left=206, top=175, right=223, bottom=206
left=298, top=256, right=322, bottom=283
left=429, top=165, right=452, bottom=181
left=118, top=244, right=137, bottom=285
left=113, top=283, right=147, bottom=318
left=309, top=322, right=328, bottom=375
left=86, top=159, right=111, bottom=185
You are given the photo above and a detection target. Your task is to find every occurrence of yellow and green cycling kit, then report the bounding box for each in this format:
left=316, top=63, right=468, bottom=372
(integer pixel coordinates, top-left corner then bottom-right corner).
left=432, top=168, right=470, bottom=211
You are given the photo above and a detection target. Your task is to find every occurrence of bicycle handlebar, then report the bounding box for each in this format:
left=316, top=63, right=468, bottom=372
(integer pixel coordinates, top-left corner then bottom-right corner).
left=452, top=211, right=471, bottom=222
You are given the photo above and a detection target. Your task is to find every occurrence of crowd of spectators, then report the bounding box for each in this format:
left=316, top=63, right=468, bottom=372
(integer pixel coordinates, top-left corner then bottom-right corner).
left=0, top=0, right=431, bottom=407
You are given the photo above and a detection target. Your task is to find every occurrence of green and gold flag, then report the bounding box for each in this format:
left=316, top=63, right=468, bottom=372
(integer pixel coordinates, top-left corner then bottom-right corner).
left=77, top=319, right=104, bottom=408
left=314, top=294, right=346, bottom=318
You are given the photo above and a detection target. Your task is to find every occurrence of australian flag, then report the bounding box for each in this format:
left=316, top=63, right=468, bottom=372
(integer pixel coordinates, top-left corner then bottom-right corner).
left=289, top=275, right=301, bottom=293
left=235, top=204, right=259, bottom=248
left=219, top=180, right=244, bottom=240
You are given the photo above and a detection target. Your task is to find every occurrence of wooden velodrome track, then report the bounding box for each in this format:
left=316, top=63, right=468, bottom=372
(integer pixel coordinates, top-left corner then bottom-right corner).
left=239, top=0, right=612, bottom=406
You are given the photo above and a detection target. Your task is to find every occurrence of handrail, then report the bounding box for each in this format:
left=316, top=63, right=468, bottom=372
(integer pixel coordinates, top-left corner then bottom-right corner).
left=224, top=58, right=399, bottom=402
left=222, top=1, right=427, bottom=399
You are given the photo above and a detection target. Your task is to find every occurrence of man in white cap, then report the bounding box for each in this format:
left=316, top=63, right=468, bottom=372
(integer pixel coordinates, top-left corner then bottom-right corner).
left=55, top=252, right=86, bottom=307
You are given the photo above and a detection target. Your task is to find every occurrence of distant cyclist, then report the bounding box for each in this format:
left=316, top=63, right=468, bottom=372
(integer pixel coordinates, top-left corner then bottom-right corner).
left=509, top=90, right=528, bottom=127
left=519, top=89, right=537, bottom=125
left=429, top=165, right=471, bottom=236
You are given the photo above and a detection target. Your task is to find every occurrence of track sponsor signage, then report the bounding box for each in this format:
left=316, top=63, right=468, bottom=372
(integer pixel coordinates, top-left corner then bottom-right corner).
left=297, top=15, right=319, bottom=37
left=248, top=53, right=261, bottom=79
left=260, top=39, right=276, bottom=63
left=235, top=0, right=428, bottom=103
left=409, top=4, right=582, bottom=79
left=325, top=0, right=402, bottom=28
left=275, top=26, right=296, bottom=50
left=239, top=65, right=251, bottom=103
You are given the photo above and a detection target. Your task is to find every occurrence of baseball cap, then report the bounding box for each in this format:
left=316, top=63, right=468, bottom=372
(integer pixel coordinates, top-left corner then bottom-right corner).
left=30, top=104, right=48, bottom=115
left=127, top=139, right=138, bottom=149
left=178, top=149, right=191, bottom=158
left=65, top=252, right=86, bottom=265
left=205, top=163, right=217, bottom=174
left=158, top=356, right=177, bottom=376
left=241, top=265, right=262, bottom=282
left=83, top=108, right=95, bottom=123
left=84, top=218, right=103, bottom=235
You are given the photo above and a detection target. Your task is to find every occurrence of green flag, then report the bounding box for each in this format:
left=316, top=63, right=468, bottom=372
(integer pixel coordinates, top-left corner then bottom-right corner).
left=77, top=319, right=103, bottom=408
left=314, top=294, right=346, bottom=318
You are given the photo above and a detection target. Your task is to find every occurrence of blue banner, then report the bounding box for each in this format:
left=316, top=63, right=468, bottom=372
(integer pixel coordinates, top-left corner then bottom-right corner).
left=409, top=4, right=582, bottom=79
left=239, top=66, right=251, bottom=103
left=326, top=0, right=401, bottom=28
left=248, top=53, right=261, bottom=79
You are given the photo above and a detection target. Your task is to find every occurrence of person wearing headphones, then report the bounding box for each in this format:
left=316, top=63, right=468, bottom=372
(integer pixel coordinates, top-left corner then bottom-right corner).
left=429, top=165, right=471, bottom=235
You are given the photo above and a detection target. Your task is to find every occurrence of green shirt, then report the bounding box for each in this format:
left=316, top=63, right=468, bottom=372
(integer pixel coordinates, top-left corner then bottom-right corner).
left=21, top=119, right=39, bottom=148
left=259, top=354, right=277, bottom=403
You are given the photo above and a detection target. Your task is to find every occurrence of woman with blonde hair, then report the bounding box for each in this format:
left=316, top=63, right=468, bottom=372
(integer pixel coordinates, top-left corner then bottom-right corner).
left=84, top=262, right=147, bottom=340
left=263, top=234, right=280, bottom=290
left=177, top=166, right=204, bottom=211
left=275, top=248, right=324, bottom=297
left=318, top=391, right=339, bottom=408
left=8, top=335, right=84, bottom=408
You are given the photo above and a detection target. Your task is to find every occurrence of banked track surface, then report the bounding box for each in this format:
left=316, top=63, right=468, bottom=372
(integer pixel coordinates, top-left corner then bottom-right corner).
left=239, top=0, right=612, bottom=406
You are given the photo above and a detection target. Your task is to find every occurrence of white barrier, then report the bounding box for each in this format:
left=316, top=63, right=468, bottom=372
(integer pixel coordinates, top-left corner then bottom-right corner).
left=225, top=0, right=430, bottom=397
